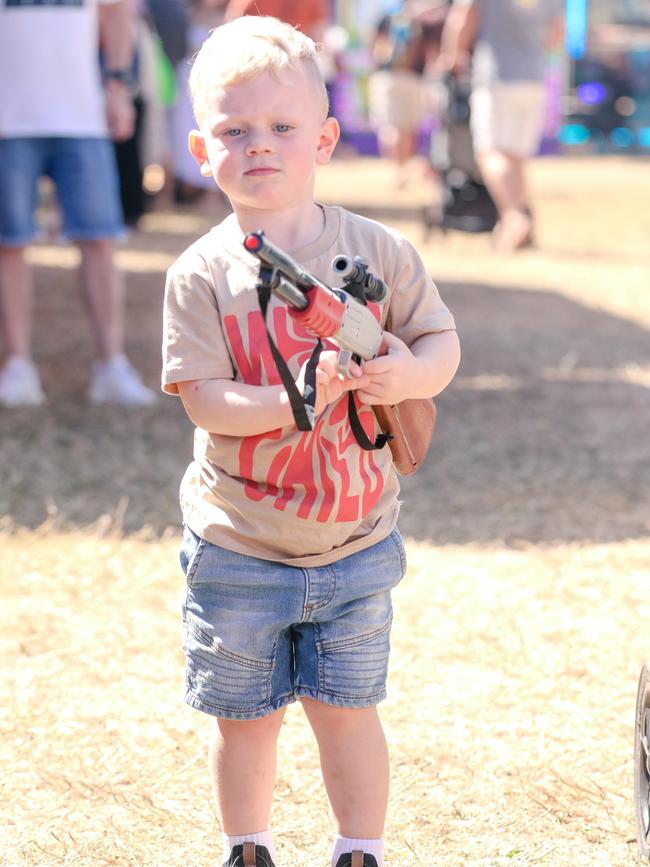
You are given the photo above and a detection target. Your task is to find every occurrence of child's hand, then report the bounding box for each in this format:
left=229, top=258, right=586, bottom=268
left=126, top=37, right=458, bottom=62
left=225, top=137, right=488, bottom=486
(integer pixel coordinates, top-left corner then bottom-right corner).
left=354, top=332, right=420, bottom=405
left=297, top=350, right=369, bottom=416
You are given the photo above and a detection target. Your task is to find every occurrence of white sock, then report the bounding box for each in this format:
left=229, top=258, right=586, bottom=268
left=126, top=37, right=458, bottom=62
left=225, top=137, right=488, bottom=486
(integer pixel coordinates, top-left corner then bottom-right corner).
left=331, top=836, right=384, bottom=866
left=222, top=829, right=275, bottom=862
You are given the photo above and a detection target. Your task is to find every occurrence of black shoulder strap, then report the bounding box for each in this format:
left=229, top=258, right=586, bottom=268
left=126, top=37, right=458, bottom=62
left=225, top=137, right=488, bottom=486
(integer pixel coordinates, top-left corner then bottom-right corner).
left=347, top=390, right=391, bottom=451
left=256, top=274, right=321, bottom=431
left=256, top=269, right=390, bottom=449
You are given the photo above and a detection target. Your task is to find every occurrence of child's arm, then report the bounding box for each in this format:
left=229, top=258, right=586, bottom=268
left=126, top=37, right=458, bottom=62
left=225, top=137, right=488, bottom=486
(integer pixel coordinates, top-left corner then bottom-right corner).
left=354, top=329, right=460, bottom=406
left=177, top=351, right=369, bottom=435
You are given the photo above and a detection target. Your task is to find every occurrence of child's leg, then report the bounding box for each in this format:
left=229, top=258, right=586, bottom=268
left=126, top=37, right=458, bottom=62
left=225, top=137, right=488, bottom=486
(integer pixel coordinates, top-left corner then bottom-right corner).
left=301, top=698, right=389, bottom=837
left=209, top=708, right=286, bottom=834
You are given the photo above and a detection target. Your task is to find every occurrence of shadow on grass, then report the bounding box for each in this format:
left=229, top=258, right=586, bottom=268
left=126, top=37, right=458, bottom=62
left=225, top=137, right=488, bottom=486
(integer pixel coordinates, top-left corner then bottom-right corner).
left=1, top=250, right=649, bottom=547
left=400, top=279, right=650, bottom=545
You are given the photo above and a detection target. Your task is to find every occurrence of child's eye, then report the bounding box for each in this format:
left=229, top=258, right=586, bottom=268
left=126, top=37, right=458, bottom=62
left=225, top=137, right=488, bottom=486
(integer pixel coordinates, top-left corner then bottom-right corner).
left=224, top=128, right=244, bottom=137
left=274, top=123, right=293, bottom=133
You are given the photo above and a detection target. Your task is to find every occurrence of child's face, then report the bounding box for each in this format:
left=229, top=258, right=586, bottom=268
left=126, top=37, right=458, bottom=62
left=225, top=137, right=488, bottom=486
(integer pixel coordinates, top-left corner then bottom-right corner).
left=189, top=66, right=339, bottom=216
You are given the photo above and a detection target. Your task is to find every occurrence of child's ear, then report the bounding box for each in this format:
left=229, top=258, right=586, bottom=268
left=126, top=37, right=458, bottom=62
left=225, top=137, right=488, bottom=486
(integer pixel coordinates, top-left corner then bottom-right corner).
left=316, top=117, right=340, bottom=165
left=188, top=130, right=213, bottom=177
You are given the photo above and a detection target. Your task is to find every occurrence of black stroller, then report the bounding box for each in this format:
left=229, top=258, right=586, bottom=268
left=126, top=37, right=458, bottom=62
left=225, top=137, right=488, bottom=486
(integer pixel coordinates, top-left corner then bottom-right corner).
left=424, top=72, right=498, bottom=236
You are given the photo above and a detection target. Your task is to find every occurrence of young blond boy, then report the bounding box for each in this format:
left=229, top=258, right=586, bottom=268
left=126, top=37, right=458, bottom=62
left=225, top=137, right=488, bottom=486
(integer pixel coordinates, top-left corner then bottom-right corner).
left=162, top=15, right=460, bottom=867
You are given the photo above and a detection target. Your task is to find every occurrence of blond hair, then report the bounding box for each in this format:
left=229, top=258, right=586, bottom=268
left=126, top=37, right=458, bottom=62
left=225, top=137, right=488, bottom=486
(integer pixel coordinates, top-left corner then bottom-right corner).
left=189, top=15, right=329, bottom=126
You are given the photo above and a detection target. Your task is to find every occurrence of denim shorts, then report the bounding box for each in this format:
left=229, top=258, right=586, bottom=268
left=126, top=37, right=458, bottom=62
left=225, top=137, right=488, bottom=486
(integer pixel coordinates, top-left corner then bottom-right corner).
left=0, top=137, right=124, bottom=245
left=179, top=526, right=408, bottom=720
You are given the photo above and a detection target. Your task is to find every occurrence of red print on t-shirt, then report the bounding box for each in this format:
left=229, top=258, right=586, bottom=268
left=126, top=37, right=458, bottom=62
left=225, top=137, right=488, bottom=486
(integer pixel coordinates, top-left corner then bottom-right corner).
left=224, top=307, right=386, bottom=523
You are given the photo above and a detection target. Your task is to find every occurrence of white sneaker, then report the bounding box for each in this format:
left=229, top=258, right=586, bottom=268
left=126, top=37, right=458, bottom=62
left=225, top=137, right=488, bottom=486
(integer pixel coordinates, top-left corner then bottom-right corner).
left=0, top=356, right=45, bottom=407
left=89, top=354, right=157, bottom=406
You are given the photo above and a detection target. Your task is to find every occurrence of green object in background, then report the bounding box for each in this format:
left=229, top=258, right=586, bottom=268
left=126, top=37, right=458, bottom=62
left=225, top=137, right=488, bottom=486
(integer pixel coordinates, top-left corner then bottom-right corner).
left=155, top=37, right=176, bottom=107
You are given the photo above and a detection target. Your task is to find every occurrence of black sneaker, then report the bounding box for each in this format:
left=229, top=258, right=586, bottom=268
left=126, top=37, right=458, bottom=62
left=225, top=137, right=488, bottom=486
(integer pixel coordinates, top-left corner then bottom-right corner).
left=334, top=852, right=379, bottom=867
left=222, top=842, right=275, bottom=867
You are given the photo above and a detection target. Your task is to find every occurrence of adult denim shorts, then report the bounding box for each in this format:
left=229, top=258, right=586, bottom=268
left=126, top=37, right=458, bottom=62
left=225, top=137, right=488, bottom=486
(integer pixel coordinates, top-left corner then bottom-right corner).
left=0, top=137, right=124, bottom=245
left=179, top=526, right=408, bottom=720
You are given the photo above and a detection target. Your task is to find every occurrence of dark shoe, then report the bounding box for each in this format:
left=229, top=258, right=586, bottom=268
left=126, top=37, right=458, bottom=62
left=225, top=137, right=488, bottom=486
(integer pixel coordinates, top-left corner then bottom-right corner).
left=334, top=852, right=379, bottom=867
left=222, top=843, right=275, bottom=867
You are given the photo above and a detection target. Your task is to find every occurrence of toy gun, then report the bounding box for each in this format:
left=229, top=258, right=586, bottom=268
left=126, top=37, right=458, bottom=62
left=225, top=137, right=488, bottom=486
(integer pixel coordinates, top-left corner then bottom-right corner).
left=244, top=230, right=436, bottom=475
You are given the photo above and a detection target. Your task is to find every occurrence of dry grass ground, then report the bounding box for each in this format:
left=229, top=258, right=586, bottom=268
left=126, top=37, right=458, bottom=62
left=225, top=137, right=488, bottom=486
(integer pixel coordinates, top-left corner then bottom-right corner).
left=1, top=154, right=649, bottom=866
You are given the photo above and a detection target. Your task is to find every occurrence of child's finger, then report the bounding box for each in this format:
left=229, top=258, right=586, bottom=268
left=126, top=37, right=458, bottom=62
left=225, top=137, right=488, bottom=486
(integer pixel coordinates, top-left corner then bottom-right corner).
left=315, top=366, right=336, bottom=387
left=354, top=388, right=383, bottom=405
left=347, top=359, right=365, bottom=378
left=362, top=354, right=394, bottom=375
left=317, top=354, right=338, bottom=379
left=339, top=372, right=370, bottom=393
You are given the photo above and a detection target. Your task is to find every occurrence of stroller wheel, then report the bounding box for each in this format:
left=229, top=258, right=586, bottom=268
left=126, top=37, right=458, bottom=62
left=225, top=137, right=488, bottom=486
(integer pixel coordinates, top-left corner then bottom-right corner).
left=634, top=662, right=650, bottom=858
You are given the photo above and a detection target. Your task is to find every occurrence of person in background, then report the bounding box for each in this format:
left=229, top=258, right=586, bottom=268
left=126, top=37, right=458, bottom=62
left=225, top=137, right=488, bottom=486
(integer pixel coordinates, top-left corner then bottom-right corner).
left=169, top=0, right=230, bottom=207
left=112, top=0, right=189, bottom=226
left=224, top=0, right=328, bottom=42
left=367, top=1, right=448, bottom=188
left=0, top=0, right=156, bottom=407
left=439, top=0, right=564, bottom=250
left=224, top=0, right=336, bottom=125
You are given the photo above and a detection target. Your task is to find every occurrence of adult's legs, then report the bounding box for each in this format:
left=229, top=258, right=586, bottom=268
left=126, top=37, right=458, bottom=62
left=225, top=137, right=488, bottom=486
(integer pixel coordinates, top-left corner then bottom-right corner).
left=0, top=245, right=35, bottom=358
left=301, top=698, right=389, bottom=838
left=75, top=237, right=156, bottom=404
left=209, top=708, right=286, bottom=835
left=476, top=149, right=532, bottom=249
left=0, top=237, right=126, bottom=363
left=77, top=238, right=125, bottom=362
left=0, top=245, right=45, bottom=405
left=470, top=82, right=546, bottom=250
left=0, top=138, right=41, bottom=361
left=475, top=149, right=527, bottom=215
left=370, top=69, right=423, bottom=188
left=377, top=125, right=419, bottom=188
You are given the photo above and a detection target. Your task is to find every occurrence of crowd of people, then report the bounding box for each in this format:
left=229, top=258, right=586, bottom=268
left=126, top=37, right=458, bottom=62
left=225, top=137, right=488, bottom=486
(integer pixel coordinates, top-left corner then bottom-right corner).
left=0, top=0, right=563, bottom=409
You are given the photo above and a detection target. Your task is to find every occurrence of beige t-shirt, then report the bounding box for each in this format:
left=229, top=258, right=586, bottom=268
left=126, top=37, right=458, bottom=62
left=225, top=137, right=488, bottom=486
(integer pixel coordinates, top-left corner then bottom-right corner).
left=162, top=204, right=455, bottom=566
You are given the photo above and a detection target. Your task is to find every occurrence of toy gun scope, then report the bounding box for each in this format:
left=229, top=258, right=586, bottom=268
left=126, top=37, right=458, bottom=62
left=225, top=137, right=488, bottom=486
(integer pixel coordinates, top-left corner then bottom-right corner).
left=332, top=255, right=388, bottom=303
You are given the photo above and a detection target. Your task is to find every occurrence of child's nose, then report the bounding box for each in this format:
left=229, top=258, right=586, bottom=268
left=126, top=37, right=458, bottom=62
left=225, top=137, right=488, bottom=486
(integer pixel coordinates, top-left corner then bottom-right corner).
left=246, top=133, right=273, bottom=156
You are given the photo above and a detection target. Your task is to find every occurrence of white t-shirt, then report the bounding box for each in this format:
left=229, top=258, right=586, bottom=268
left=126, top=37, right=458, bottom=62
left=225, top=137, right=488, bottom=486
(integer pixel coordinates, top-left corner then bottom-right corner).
left=0, top=0, right=117, bottom=137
